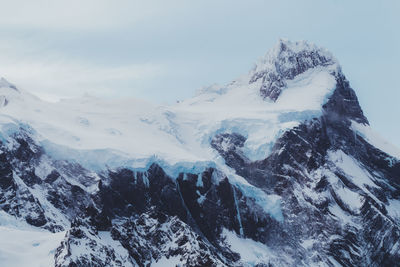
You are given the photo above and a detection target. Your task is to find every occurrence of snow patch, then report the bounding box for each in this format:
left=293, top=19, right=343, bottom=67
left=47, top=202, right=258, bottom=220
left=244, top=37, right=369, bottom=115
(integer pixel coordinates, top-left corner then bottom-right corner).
left=196, top=174, right=203, bottom=187
left=386, top=199, right=400, bottom=222
left=328, top=150, right=378, bottom=189
left=152, top=255, right=182, bottom=267
left=351, top=121, right=400, bottom=159
left=222, top=229, right=274, bottom=266
left=0, top=225, right=65, bottom=267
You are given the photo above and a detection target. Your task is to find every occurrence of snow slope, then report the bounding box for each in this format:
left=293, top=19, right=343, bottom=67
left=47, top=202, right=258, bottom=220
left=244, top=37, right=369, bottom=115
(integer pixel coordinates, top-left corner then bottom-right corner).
left=0, top=41, right=341, bottom=170
left=0, top=41, right=341, bottom=226
left=0, top=212, right=65, bottom=267
left=0, top=39, right=399, bottom=267
left=351, top=121, right=400, bottom=159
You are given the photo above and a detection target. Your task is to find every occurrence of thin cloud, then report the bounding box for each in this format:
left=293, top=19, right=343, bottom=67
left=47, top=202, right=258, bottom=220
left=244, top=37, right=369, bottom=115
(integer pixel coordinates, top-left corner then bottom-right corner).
left=0, top=57, right=165, bottom=101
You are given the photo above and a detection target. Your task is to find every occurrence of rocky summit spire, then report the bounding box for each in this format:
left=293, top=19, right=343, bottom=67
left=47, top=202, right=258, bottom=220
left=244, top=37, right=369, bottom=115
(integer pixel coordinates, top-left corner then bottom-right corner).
left=250, top=39, right=338, bottom=101
left=0, top=40, right=397, bottom=267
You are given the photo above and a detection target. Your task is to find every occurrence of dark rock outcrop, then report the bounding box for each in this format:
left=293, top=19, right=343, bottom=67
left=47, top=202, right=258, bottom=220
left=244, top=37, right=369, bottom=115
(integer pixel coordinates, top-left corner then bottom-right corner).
left=250, top=40, right=336, bottom=101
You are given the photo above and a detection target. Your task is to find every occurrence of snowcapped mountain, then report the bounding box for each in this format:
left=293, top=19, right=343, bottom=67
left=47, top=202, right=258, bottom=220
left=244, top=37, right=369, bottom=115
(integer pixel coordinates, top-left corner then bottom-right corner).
left=0, top=39, right=399, bottom=267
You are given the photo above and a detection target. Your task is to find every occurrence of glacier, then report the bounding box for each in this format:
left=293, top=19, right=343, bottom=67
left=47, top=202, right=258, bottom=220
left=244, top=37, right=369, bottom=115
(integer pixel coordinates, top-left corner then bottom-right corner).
left=0, top=39, right=399, bottom=266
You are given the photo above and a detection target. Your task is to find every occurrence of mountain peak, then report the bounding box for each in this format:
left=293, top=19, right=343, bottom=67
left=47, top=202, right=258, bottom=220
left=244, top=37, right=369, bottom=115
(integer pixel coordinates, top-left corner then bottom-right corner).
left=250, top=39, right=338, bottom=101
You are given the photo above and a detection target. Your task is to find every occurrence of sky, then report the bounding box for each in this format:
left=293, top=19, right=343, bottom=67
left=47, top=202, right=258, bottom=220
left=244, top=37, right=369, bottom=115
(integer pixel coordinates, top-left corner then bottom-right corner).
left=0, top=0, right=399, bottom=146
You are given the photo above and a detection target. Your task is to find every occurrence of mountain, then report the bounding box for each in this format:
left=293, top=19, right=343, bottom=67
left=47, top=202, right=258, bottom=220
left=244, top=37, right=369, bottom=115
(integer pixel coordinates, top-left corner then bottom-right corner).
left=0, top=39, right=399, bottom=267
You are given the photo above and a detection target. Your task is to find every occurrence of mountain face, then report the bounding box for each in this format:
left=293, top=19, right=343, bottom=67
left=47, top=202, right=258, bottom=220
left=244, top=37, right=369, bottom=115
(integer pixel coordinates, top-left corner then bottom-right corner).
left=0, top=40, right=399, bottom=267
left=250, top=40, right=336, bottom=102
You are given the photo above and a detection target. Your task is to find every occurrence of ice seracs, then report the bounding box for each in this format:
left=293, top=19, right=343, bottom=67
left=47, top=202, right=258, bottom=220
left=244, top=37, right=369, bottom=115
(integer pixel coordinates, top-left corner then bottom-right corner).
left=0, top=40, right=342, bottom=171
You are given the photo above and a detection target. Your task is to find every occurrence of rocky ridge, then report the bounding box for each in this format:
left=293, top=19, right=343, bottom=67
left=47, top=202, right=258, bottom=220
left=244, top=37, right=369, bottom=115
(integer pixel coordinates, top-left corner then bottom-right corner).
left=0, top=40, right=399, bottom=266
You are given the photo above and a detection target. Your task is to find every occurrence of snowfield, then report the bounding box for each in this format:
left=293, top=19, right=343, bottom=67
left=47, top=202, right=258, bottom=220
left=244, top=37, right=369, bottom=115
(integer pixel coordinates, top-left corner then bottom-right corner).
left=1, top=39, right=399, bottom=267
left=0, top=65, right=339, bottom=171
left=0, top=211, right=65, bottom=267
left=3, top=40, right=397, bottom=174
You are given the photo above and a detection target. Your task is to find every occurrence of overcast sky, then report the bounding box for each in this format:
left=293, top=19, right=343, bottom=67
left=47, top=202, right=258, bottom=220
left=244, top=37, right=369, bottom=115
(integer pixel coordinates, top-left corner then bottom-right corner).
left=0, top=0, right=399, bottom=146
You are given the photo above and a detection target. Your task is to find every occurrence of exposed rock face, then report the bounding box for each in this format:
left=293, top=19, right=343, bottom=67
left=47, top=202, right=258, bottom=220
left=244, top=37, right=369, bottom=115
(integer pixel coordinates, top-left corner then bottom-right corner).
left=0, top=40, right=399, bottom=266
left=323, top=72, right=368, bottom=124
left=211, top=70, right=400, bottom=266
left=0, top=127, right=289, bottom=266
left=250, top=39, right=336, bottom=101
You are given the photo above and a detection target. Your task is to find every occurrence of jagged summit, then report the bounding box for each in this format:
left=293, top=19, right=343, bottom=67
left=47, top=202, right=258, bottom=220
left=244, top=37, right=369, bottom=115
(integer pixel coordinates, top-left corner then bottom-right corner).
left=250, top=39, right=338, bottom=101
left=0, top=40, right=399, bottom=267
left=0, top=40, right=369, bottom=165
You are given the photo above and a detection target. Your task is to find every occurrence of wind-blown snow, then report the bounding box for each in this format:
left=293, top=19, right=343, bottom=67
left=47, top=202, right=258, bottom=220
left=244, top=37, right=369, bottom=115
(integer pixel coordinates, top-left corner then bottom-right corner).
left=351, top=121, right=400, bottom=159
